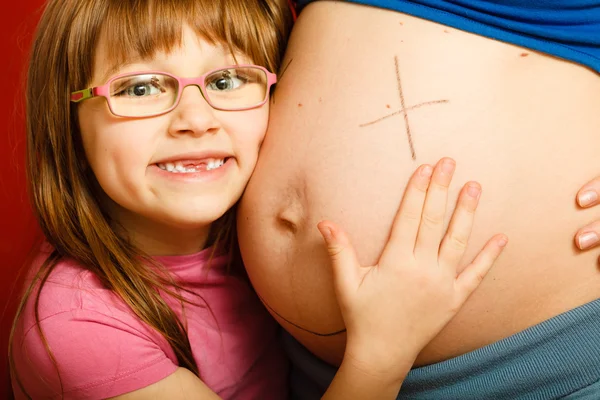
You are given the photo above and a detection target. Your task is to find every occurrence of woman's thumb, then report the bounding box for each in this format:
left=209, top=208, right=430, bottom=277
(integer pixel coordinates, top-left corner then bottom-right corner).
left=317, top=221, right=360, bottom=292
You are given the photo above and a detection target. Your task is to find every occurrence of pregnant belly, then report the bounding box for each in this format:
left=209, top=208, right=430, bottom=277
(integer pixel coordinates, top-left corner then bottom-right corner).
left=238, top=1, right=600, bottom=367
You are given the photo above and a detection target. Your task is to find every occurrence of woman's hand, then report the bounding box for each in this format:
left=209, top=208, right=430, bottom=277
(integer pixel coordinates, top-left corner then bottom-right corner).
left=576, top=177, right=600, bottom=257
left=318, top=158, right=507, bottom=389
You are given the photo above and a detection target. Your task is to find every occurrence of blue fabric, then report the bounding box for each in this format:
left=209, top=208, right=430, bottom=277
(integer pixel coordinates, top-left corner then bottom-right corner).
left=284, top=298, right=600, bottom=399
left=296, top=0, right=600, bottom=73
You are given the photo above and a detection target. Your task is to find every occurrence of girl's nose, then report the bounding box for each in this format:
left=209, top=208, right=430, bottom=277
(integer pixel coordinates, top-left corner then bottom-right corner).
left=167, top=85, right=221, bottom=137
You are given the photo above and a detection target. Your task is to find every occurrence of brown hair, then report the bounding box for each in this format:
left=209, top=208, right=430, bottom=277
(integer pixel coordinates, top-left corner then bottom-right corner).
left=9, top=0, right=293, bottom=397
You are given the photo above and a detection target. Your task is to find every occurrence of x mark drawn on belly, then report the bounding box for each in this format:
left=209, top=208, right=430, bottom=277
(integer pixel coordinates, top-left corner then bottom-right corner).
left=360, top=55, right=449, bottom=160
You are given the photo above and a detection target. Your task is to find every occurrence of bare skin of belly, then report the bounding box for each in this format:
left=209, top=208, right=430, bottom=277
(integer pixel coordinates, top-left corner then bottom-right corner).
left=237, top=1, right=600, bottom=367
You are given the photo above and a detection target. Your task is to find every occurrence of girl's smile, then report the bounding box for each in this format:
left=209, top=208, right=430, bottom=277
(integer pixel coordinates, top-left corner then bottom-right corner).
left=150, top=153, right=234, bottom=182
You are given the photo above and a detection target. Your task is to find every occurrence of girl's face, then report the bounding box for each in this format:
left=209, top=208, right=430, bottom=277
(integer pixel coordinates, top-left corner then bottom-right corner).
left=78, top=25, right=269, bottom=255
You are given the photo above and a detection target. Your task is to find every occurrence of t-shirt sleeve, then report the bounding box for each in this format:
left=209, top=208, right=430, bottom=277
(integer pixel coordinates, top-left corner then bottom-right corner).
left=13, top=308, right=178, bottom=399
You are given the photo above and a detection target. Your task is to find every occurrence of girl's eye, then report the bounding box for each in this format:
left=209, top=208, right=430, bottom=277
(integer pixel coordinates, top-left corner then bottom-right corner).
left=113, top=76, right=167, bottom=97
left=206, top=71, right=248, bottom=91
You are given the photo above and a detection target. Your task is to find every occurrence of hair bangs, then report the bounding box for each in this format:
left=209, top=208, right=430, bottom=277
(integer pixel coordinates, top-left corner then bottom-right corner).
left=95, top=0, right=283, bottom=81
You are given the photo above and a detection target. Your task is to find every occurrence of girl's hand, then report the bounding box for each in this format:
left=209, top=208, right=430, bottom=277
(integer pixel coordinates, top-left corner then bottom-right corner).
left=576, top=177, right=600, bottom=258
left=318, top=158, right=507, bottom=382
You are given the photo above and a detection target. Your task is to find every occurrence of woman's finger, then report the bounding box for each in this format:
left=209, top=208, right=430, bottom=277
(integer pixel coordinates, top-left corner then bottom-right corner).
left=454, top=234, right=508, bottom=304
left=380, top=164, right=433, bottom=263
left=414, top=158, right=455, bottom=260
left=438, top=181, right=481, bottom=272
left=575, top=221, right=600, bottom=250
left=577, top=177, right=600, bottom=208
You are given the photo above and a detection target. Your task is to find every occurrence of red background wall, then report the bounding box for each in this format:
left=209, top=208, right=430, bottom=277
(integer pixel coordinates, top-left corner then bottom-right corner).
left=0, top=2, right=45, bottom=396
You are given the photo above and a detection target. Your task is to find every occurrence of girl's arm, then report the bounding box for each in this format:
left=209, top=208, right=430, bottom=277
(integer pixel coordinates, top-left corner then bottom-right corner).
left=320, top=158, right=507, bottom=399
left=108, top=368, right=220, bottom=400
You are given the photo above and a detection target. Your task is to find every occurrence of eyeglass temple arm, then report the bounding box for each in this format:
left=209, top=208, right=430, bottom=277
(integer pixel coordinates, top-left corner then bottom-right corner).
left=70, top=88, right=95, bottom=103
left=288, top=0, right=297, bottom=21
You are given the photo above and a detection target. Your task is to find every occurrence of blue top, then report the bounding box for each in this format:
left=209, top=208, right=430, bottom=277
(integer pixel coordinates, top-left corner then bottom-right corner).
left=296, top=0, right=600, bottom=73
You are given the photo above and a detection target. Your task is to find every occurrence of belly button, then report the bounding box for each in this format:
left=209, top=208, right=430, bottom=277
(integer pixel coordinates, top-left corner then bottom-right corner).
left=277, top=214, right=298, bottom=234
left=275, top=187, right=306, bottom=235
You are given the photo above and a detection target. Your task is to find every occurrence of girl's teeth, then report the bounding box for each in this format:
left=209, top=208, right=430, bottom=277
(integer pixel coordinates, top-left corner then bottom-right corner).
left=207, top=159, right=225, bottom=170
left=157, top=158, right=226, bottom=173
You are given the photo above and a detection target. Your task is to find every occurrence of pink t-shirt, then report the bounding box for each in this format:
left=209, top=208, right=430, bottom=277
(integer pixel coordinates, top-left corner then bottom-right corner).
left=11, top=246, right=288, bottom=399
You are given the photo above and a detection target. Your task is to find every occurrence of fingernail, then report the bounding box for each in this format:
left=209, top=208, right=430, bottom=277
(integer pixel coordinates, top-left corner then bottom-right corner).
left=578, top=232, right=599, bottom=250
left=441, top=159, right=455, bottom=174
left=578, top=190, right=598, bottom=207
left=467, top=183, right=481, bottom=199
left=498, top=237, right=508, bottom=247
left=420, top=165, right=433, bottom=177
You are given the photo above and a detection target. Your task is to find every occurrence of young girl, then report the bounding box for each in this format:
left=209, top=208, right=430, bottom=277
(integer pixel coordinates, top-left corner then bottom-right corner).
left=9, top=0, right=506, bottom=399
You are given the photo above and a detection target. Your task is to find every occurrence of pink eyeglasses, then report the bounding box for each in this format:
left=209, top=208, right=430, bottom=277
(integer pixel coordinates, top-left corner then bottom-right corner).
left=70, top=65, right=277, bottom=118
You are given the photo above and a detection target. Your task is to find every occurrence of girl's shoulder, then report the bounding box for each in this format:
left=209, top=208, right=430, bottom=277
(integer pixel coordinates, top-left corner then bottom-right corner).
left=22, top=246, right=129, bottom=320
left=12, top=247, right=178, bottom=399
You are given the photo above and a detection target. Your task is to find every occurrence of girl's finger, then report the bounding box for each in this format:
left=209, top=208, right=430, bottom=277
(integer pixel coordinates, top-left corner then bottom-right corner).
left=454, top=234, right=508, bottom=304
left=317, top=221, right=361, bottom=302
left=577, top=177, right=600, bottom=208
left=438, top=182, right=481, bottom=272
left=575, top=222, right=600, bottom=250
left=380, top=164, right=433, bottom=263
left=414, top=158, right=455, bottom=260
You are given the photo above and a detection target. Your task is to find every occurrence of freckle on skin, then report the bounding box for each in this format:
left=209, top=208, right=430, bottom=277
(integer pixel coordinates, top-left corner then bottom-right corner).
left=298, top=103, right=303, bottom=107
left=318, top=97, right=322, bottom=103
left=399, top=22, right=404, bottom=25
left=520, top=53, right=529, bottom=57
left=444, top=29, right=450, bottom=33
left=386, top=104, right=391, bottom=109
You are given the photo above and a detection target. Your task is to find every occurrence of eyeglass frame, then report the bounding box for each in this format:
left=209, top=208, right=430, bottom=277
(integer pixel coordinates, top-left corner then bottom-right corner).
left=70, top=64, right=278, bottom=117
